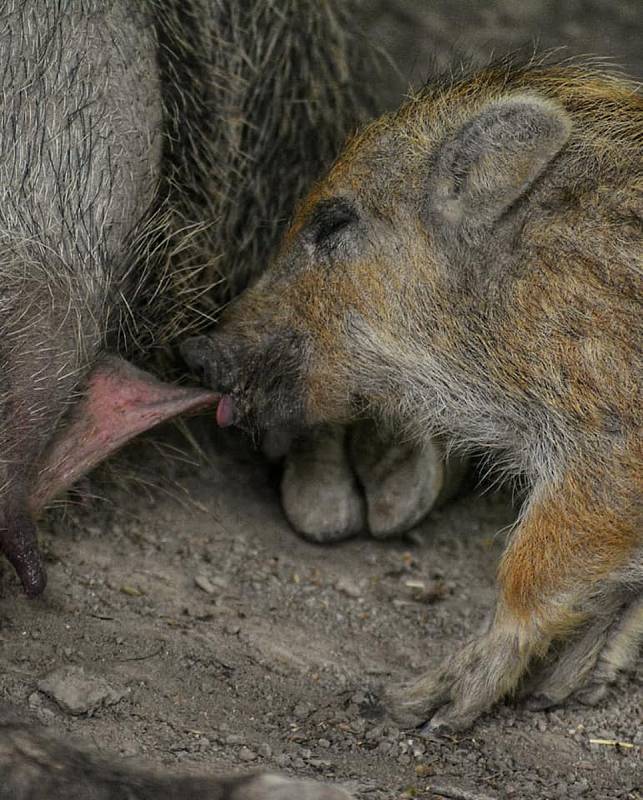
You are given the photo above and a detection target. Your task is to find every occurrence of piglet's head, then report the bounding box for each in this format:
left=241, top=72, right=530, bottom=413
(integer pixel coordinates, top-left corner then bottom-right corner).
left=182, top=87, right=572, bottom=434
left=181, top=138, right=427, bottom=433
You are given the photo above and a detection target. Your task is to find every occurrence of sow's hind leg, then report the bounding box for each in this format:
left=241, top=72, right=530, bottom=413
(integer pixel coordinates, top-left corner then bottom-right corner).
left=0, top=0, right=162, bottom=594
left=0, top=708, right=352, bottom=800
left=0, top=312, right=95, bottom=596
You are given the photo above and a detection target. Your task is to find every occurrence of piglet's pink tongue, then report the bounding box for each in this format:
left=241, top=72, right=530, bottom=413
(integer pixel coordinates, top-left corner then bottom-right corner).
left=30, top=355, right=219, bottom=514
left=216, top=395, right=235, bottom=428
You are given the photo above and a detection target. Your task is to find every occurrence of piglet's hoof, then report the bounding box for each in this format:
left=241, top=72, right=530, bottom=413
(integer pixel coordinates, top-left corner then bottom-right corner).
left=349, top=421, right=445, bottom=538
left=281, top=425, right=365, bottom=543
left=350, top=422, right=470, bottom=539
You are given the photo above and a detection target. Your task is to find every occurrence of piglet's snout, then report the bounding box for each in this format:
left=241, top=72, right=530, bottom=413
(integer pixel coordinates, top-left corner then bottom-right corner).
left=181, top=334, right=244, bottom=428
left=181, top=335, right=236, bottom=393
left=182, top=326, right=310, bottom=432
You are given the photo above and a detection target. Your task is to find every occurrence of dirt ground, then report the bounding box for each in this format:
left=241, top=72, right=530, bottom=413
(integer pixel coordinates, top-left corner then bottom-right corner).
left=1, top=425, right=641, bottom=800
left=1, top=2, right=641, bottom=799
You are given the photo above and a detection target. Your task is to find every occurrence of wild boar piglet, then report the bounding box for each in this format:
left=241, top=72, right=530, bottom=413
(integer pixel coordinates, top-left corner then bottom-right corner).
left=183, top=57, right=643, bottom=731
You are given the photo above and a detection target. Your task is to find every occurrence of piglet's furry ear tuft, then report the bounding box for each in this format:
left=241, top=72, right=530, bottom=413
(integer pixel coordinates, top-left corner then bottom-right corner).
left=427, top=93, right=572, bottom=242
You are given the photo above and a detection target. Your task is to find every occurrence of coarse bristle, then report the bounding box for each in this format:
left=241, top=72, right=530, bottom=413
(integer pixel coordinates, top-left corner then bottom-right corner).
left=121, top=0, right=376, bottom=362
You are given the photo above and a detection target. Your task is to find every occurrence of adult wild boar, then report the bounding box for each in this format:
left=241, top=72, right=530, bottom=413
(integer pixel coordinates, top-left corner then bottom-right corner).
left=0, top=1, right=369, bottom=796
left=1, top=0, right=407, bottom=596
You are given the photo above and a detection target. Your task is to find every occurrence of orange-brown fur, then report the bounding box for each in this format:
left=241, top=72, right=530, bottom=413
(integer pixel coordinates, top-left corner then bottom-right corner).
left=500, top=450, right=640, bottom=622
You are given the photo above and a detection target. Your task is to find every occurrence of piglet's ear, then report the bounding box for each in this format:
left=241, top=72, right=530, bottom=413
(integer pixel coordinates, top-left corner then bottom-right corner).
left=427, top=94, right=571, bottom=241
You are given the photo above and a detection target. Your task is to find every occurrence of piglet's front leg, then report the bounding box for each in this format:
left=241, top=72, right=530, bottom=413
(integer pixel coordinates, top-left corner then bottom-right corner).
left=388, top=461, right=641, bottom=731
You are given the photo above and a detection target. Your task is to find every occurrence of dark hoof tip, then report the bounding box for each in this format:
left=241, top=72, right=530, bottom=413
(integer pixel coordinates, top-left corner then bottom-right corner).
left=21, top=563, right=47, bottom=598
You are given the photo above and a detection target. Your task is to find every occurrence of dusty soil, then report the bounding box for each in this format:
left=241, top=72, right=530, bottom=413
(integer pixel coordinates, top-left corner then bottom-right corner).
left=1, top=2, right=641, bottom=799
left=1, top=426, right=641, bottom=799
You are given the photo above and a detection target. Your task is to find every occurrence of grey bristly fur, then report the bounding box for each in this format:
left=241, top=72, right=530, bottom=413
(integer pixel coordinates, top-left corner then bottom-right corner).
left=134, top=0, right=374, bottom=352
left=0, top=1, right=163, bottom=593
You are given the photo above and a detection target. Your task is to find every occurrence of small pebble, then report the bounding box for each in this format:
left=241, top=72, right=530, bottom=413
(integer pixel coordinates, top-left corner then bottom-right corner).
left=377, top=741, right=393, bottom=756
left=238, top=747, right=256, bottom=762
left=308, top=758, right=332, bottom=769
left=37, top=665, right=128, bottom=716
left=194, top=574, right=216, bottom=594
left=335, top=577, right=362, bottom=598
left=293, top=701, right=314, bottom=720
left=365, top=726, right=383, bottom=741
